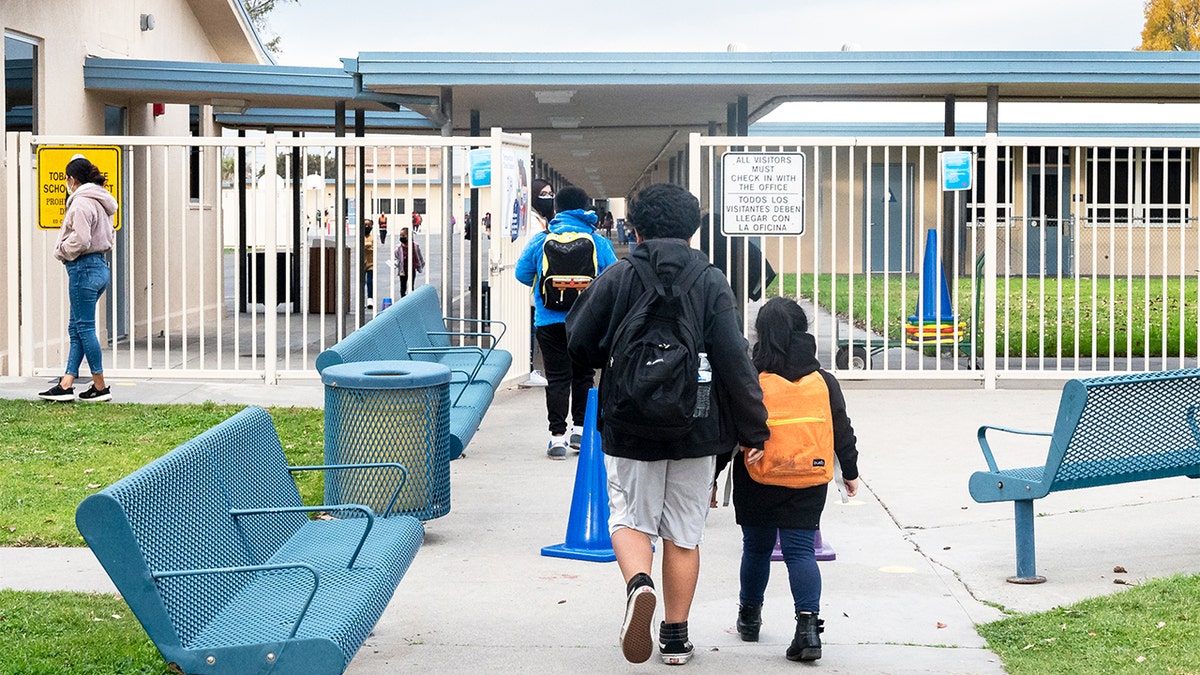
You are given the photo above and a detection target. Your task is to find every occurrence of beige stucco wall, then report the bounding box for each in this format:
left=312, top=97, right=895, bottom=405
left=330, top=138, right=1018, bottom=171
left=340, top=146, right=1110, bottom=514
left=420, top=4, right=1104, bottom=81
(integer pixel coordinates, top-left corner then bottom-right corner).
left=1, top=0, right=262, bottom=375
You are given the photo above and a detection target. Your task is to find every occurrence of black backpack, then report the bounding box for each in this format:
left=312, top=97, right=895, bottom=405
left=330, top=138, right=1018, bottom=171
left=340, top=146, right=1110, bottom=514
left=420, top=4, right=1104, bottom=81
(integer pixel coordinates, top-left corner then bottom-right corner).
left=540, top=232, right=598, bottom=311
left=600, top=255, right=709, bottom=440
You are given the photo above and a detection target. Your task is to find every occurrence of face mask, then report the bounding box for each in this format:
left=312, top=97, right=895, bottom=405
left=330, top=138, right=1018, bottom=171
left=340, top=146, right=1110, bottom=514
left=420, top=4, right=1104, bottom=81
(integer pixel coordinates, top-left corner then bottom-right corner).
left=534, top=195, right=555, bottom=220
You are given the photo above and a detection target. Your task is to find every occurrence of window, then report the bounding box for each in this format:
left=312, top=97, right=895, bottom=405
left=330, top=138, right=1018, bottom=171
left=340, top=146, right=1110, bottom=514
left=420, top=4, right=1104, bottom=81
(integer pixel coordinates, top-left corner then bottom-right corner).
left=965, top=148, right=1013, bottom=224
left=413, top=198, right=426, bottom=214
left=189, top=105, right=201, bottom=201
left=1086, top=147, right=1191, bottom=225
left=372, top=198, right=405, bottom=214
left=4, top=32, right=38, bottom=133
left=104, top=105, right=126, bottom=135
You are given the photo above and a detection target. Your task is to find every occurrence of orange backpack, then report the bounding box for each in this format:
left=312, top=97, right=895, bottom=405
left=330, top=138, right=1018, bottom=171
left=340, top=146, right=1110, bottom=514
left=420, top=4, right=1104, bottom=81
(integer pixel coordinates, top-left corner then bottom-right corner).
left=746, top=371, right=835, bottom=488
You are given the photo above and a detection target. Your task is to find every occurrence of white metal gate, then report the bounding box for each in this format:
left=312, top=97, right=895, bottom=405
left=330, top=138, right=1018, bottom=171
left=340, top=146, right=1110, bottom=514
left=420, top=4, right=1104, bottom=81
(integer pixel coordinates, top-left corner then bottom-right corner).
left=689, top=133, right=1200, bottom=386
left=7, top=129, right=532, bottom=383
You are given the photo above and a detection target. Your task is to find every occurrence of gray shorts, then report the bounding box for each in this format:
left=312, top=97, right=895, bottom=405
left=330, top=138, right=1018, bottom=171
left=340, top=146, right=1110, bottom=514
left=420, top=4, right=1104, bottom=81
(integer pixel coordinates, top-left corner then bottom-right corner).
left=605, top=454, right=717, bottom=549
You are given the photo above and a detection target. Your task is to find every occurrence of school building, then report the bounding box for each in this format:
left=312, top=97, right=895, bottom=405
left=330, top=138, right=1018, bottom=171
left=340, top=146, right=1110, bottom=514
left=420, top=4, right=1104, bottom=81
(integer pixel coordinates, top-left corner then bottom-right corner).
left=4, top=1, right=1199, bottom=386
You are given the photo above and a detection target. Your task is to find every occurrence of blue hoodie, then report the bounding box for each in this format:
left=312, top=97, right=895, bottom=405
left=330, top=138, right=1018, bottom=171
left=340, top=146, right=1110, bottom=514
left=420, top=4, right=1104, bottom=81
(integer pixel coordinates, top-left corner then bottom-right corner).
left=515, top=209, right=618, bottom=326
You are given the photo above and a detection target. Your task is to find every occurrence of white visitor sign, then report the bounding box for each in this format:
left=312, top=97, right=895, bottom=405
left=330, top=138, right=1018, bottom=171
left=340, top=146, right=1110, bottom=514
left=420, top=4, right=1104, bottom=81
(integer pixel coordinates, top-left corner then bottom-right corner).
left=721, top=151, right=806, bottom=236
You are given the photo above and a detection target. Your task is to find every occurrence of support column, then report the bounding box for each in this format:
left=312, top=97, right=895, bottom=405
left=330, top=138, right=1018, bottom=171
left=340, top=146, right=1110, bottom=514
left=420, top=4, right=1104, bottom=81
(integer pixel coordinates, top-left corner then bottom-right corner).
left=469, top=109, right=481, bottom=319
left=983, top=85, right=1000, bottom=389
left=290, top=139, right=302, bottom=313
left=986, top=85, right=999, bottom=134
left=355, top=109, right=366, bottom=320
left=440, top=87, right=455, bottom=318
left=942, top=95, right=959, bottom=275
left=334, top=101, right=347, bottom=328
left=237, top=129, right=248, bottom=314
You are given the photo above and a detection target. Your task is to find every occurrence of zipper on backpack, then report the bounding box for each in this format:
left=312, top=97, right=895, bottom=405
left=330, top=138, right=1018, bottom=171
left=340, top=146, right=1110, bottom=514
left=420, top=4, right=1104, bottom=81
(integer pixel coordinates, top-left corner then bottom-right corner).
left=766, top=416, right=825, bottom=427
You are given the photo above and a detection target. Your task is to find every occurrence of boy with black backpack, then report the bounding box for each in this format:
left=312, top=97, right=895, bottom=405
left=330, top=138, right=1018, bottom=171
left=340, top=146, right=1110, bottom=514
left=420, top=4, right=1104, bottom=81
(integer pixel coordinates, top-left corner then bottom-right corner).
left=566, top=183, right=770, bottom=665
left=516, top=186, right=617, bottom=459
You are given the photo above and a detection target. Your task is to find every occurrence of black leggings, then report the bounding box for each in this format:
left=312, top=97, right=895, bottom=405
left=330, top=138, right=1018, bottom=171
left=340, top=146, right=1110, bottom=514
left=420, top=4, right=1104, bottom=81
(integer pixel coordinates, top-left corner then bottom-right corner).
left=536, top=323, right=594, bottom=436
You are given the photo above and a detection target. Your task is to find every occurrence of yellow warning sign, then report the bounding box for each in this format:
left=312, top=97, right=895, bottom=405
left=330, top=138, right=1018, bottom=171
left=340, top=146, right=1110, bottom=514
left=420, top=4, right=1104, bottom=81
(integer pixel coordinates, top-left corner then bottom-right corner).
left=37, top=145, right=122, bottom=231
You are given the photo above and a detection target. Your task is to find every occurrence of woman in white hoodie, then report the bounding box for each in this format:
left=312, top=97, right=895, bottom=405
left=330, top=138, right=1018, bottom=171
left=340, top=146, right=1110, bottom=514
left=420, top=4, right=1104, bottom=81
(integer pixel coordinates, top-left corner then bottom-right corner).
left=38, top=155, right=118, bottom=402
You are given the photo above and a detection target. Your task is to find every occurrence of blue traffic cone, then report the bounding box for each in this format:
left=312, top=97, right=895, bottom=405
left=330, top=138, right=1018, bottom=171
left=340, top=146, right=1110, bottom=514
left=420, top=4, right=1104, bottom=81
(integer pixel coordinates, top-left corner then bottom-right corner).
left=771, top=529, right=837, bottom=562
left=911, top=228, right=955, bottom=324
left=541, top=388, right=616, bottom=562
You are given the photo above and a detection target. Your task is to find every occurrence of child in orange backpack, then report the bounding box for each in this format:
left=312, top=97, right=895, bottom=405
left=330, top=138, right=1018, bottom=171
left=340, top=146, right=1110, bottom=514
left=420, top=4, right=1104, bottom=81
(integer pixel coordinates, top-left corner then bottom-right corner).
left=733, top=296, right=860, bottom=662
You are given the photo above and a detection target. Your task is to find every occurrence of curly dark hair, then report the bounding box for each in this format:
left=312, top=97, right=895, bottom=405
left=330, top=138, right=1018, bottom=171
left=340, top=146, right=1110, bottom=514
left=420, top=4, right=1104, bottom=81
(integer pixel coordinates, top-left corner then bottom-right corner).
left=554, top=185, right=590, bottom=212
left=628, top=183, right=700, bottom=240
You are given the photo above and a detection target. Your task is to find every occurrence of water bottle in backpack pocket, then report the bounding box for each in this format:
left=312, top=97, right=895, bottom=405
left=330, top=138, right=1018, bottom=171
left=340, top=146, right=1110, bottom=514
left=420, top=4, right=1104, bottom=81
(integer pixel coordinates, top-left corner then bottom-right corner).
left=693, top=352, right=712, bottom=417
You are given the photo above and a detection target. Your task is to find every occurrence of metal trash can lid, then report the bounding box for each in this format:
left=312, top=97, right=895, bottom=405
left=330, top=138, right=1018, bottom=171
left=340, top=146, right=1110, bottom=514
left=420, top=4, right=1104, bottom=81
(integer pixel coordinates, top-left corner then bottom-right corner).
left=320, top=360, right=451, bottom=389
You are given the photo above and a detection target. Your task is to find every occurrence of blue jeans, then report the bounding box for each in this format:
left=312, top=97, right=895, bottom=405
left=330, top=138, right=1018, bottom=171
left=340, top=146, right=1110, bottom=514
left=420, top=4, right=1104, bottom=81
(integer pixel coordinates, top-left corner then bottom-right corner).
left=64, top=253, right=110, bottom=378
left=740, top=525, right=820, bottom=614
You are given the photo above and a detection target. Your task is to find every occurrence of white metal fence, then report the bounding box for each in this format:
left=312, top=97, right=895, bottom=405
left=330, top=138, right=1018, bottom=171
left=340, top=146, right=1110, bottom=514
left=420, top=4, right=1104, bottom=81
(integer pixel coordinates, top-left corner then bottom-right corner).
left=689, top=133, right=1200, bottom=385
left=7, top=130, right=532, bottom=383
left=10, top=129, right=1197, bottom=385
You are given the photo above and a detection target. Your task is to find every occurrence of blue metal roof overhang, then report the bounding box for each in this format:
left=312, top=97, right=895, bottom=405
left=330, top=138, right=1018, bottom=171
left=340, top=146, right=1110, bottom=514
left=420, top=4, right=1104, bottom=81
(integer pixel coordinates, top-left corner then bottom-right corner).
left=214, top=107, right=439, bottom=131
left=348, top=51, right=1200, bottom=196
left=83, top=57, right=440, bottom=115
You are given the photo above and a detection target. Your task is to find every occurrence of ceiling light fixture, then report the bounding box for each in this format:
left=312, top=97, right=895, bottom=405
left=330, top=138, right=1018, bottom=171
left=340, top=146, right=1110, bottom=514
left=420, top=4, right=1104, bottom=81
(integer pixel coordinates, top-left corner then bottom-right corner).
left=534, top=90, right=576, bottom=104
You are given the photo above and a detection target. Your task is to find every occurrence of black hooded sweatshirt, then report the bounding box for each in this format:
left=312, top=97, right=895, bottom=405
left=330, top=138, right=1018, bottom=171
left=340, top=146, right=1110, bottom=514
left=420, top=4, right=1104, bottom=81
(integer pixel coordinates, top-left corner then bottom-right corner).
left=731, top=330, right=861, bottom=530
left=566, top=238, right=770, bottom=460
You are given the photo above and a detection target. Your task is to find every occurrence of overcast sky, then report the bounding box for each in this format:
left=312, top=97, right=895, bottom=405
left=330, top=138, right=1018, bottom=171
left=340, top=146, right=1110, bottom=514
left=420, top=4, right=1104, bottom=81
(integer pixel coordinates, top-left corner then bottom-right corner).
left=267, top=0, right=1148, bottom=66
left=266, top=1, right=1195, bottom=124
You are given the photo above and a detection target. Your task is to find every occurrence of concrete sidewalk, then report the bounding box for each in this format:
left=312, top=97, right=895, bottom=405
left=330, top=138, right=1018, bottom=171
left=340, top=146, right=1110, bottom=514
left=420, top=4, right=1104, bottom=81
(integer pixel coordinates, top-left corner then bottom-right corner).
left=3, top=376, right=1199, bottom=673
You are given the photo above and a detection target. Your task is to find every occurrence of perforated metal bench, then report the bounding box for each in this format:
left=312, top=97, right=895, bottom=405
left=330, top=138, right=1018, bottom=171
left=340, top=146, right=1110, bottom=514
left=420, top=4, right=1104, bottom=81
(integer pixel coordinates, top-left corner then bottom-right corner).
left=316, top=284, right=511, bottom=459
left=968, top=369, right=1200, bottom=583
left=75, top=406, right=424, bottom=675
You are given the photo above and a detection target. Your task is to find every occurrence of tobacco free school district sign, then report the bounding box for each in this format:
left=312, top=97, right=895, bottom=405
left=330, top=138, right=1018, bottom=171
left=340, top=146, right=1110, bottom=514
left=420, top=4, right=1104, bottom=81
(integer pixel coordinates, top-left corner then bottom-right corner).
left=37, top=145, right=122, bottom=231
left=721, top=151, right=806, bottom=236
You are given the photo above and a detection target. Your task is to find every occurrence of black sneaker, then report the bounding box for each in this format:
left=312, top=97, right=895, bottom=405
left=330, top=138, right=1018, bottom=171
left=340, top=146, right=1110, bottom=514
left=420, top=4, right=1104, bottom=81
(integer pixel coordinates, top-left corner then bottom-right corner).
left=620, top=576, right=657, bottom=664
left=659, top=620, right=694, bottom=665
left=78, top=385, right=112, bottom=402
left=37, top=383, right=75, bottom=402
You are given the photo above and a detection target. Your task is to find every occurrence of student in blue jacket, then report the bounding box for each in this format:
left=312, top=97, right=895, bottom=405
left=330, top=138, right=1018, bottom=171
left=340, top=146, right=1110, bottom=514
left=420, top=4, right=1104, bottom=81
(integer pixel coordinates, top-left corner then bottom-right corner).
left=515, top=185, right=617, bottom=459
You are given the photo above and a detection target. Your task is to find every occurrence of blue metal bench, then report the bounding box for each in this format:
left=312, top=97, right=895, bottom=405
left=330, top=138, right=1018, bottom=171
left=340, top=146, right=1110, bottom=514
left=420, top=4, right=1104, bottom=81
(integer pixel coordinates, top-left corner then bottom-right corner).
left=315, top=284, right=511, bottom=459
left=75, top=406, right=424, bottom=675
left=968, top=369, right=1200, bottom=583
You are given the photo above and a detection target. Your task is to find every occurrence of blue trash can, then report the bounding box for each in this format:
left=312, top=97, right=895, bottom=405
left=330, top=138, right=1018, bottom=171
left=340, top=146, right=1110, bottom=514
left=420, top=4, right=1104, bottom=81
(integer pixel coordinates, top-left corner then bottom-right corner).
left=321, top=360, right=452, bottom=520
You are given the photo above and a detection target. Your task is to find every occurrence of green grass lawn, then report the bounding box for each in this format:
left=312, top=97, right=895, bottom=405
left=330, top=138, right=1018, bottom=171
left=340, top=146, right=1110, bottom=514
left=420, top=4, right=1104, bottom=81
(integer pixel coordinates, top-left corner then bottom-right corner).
left=769, top=273, right=1200, bottom=358
left=3, top=399, right=1200, bottom=672
left=0, top=590, right=170, bottom=675
left=978, top=574, right=1200, bottom=674
left=0, top=400, right=325, bottom=547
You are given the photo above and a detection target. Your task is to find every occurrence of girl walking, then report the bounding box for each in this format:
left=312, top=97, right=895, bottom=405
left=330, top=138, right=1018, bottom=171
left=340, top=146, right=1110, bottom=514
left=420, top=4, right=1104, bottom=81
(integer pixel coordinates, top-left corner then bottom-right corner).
left=39, top=155, right=118, bottom=403
left=733, top=296, right=860, bottom=661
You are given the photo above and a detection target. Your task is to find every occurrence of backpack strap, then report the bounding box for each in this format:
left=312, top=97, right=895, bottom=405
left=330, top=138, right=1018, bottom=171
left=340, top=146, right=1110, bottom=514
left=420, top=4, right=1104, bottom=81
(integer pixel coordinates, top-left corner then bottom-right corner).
left=629, top=253, right=708, bottom=299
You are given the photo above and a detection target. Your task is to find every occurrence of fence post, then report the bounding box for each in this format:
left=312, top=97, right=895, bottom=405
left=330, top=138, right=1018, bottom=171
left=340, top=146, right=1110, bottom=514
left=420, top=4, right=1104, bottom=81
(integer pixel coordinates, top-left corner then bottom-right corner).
left=264, top=133, right=279, bottom=383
